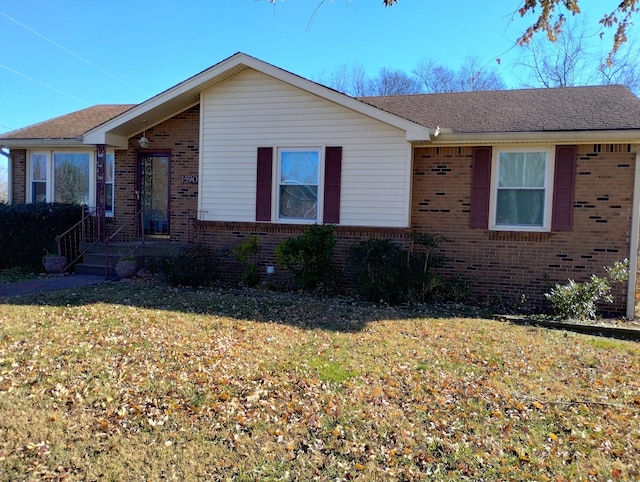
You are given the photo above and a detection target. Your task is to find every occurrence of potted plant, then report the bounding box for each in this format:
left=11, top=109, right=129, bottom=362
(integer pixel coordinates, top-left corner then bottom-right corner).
left=115, top=255, right=138, bottom=279
left=42, top=252, right=67, bottom=274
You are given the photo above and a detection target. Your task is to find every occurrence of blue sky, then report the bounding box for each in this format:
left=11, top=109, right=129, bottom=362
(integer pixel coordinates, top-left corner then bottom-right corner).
left=0, top=1, right=628, bottom=133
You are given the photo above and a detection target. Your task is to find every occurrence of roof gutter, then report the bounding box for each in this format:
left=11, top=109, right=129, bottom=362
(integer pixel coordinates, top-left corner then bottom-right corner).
left=413, top=129, right=640, bottom=146
left=0, top=138, right=85, bottom=148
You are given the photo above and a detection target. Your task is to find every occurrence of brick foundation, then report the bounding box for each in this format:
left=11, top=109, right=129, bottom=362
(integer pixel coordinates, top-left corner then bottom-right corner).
left=193, top=221, right=410, bottom=286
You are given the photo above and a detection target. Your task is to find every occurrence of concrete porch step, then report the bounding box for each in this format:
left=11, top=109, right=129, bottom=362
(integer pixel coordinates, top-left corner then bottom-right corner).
left=73, top=240, right=186, bottom=276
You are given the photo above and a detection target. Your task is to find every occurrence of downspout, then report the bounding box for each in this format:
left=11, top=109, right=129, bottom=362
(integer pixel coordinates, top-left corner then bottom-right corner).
left=625, top=151, right=640, bottom=319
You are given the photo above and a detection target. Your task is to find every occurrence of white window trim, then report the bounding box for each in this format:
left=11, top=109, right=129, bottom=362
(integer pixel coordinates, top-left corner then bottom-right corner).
left=273, top=146, right=324, bottom=224
left=489, top=146, right=555, bottom=232
left=105, top=151, right=115, bottom=217
left=27, top=149, right=96, bottom=209
left=27, top=151, right=51, bottom=203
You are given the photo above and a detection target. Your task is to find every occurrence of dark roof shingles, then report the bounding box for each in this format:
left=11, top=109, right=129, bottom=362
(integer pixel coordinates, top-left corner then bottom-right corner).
left=0, top=104, right=135, bottom=140
left=360, top=85, right=640, bottom=133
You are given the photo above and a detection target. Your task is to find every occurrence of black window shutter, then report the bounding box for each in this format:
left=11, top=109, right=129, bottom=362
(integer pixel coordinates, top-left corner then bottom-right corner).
left=256, top=147, right=273, bottom=222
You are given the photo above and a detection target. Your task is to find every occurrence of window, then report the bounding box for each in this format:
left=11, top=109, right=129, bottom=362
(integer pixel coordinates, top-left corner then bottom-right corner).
left=494, top=150, right=550, bottom=228
left=256, top=146, right=342, bottom=224
left=471, top=146, right=576, bottom=232
left=53, top=153, right=91, bottom=204
left=277, top=148, right=321, bottom=222
left=30, top=152, right=48, bottom=203
left=105, top=152, right=114, bottom=216
left=28, top=150, right=100, bottom=210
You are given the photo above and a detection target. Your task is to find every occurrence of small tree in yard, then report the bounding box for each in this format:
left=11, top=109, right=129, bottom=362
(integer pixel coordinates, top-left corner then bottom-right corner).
left=545, top=259, right=629, bottom=320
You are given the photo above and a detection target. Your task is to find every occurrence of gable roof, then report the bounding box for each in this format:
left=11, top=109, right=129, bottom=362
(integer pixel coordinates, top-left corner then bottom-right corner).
left=82, top=52, right=432, bottom=147
left=0, top=105, right=135, bottom=147
left=3, top=53, right=640, bottom=149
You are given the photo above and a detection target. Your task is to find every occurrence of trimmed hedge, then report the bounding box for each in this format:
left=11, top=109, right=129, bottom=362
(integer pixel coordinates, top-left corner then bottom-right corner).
left=0, top=203, right=84, bottom=271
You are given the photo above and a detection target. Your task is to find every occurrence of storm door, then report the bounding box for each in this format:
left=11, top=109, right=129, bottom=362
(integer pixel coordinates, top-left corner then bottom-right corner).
left=138, top=153, right=171, bottom=237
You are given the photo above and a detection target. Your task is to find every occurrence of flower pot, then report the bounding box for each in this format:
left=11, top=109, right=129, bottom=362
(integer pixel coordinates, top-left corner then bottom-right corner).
left=115, top=260, right=138, bottom=278
left=43, top=256, right=66, bottom=274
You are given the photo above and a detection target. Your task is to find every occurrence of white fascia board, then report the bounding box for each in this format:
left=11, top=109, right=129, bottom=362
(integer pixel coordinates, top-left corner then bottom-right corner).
left=82, top=131, right=129, bottom=148
left=0, top=139, right=85, bottom=149
left=423, top=130, right=640, bottom=146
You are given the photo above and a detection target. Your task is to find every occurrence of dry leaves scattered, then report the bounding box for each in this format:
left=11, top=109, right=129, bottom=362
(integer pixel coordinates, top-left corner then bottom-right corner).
left=1, top=283, right=639, bottom=480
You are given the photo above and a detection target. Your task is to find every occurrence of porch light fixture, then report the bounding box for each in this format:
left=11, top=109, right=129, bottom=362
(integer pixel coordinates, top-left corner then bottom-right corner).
left=138, top=121, right=150, bottom=148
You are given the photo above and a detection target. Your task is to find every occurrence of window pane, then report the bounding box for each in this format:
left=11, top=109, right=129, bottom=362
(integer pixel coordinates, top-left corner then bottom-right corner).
left=280, top=185, right=318, bottom=220
left=31, top=153, right=47, bottom=181
left=496, top=189, right=545, bottom=226
left=280, top=151, right=318, bottom=185
left=105, top=184, right=114, bottom=213
left=32, top=182, right=46, bottom=203
left=499, top=152, right=546, bottom=187
left=106, top=153, right=114, bottom=183
left=54, top=153, right=90, bottom=204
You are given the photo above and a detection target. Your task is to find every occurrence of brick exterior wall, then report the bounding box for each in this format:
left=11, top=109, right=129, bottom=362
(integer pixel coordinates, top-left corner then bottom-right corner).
left=10, top=149, right=26, bottom=204
left=193, top=221, right=410, bottom=286
left=112, top=105, right=200, bottom=243
left=7, top=107, right=636, bottom=314
left=411, top=145, right=635, bottom=313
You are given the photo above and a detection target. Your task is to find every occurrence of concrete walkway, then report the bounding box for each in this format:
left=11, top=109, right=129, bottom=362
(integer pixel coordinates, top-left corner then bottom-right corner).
left=0, top=274, right=108, bottom=298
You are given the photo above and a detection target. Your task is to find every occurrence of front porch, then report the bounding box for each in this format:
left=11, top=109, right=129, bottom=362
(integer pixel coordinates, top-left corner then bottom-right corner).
left=55, top=206, right=198, bottom=278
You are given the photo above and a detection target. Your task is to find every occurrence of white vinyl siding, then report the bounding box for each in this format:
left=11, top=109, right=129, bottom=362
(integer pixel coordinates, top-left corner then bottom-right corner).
left=198, top=69, right=411, bottom=227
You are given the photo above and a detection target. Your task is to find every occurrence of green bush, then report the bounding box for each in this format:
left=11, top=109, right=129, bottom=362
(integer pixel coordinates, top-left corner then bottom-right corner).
left=158, top=244, right=217, bottom=288
left=232, top=237, right=260, bottom=288
left=275, top=224, right=337, bottom=292
left=0, top=202, right=84, bottom=271
left=544, top=259, right=629, bottom=320
left=345, top=233, right=453, bottom=305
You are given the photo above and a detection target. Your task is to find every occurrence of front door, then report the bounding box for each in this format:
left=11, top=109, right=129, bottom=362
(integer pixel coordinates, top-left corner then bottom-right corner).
left=138, top=152, right=170, bottom=237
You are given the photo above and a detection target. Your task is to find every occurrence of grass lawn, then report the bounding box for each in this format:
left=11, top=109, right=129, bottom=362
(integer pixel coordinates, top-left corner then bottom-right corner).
left=1, top=283, right=639, bottom=481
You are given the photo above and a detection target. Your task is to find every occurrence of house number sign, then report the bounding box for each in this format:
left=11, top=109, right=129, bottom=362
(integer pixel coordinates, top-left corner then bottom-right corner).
left=181, top=175, right=198, bottom=184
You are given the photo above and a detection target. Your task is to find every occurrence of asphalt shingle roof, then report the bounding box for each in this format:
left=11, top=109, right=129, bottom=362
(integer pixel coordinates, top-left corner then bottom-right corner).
left=359, top=85, right=640, bottom=133
left=0, top=104, right=135, bottom=140
left=3, top=86, right=640, bottom=142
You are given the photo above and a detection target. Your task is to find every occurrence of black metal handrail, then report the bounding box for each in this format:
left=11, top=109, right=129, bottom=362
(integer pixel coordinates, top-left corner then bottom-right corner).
left=55, top=205, right=99, bottom=274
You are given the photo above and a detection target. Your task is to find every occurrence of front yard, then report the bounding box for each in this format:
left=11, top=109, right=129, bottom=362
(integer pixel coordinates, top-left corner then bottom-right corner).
left=1, top=283, right=639, bottom=480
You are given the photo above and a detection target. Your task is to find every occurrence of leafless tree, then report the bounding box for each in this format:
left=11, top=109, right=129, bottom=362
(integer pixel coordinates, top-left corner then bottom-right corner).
left=317, top=64, right=423, bottom=96
left=317, top=63, right=373, bottom=96
left=414, top=56, right=505, bottom=93
left=371, top=68, right=423, bottom=95
left=515, top=20, right=595, bottom=88
left=515, top=18, right=640, bottom=95
left=597, top=42, right=640, bottom=94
